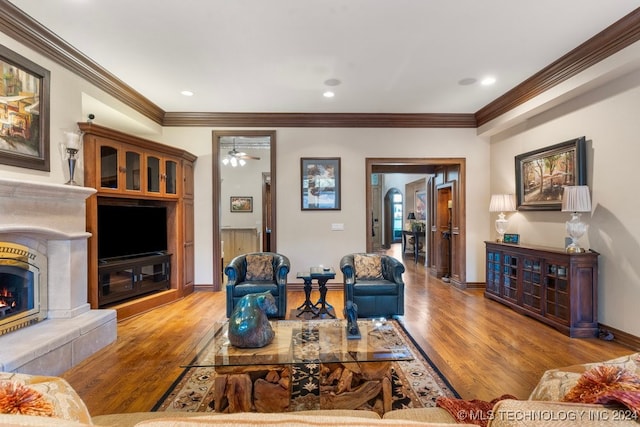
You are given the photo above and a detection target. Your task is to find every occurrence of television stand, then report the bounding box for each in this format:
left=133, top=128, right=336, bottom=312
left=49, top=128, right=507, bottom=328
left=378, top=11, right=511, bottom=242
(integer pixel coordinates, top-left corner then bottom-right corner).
left=98, top=253, right=171, bottom=308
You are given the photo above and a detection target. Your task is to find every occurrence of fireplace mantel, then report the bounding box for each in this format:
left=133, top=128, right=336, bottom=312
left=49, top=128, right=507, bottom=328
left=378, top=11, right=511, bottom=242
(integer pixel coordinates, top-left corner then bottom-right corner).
left=0, top=177, right=116, bottom=375
left=0, top=177, right=96, bottom=200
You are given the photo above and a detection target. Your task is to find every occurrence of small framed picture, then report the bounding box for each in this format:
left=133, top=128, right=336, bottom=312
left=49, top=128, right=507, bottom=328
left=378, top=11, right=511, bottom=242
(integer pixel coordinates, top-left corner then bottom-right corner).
left=503, top=233, right=520, bottom=244
left=230, top=196, right=253, bottom=212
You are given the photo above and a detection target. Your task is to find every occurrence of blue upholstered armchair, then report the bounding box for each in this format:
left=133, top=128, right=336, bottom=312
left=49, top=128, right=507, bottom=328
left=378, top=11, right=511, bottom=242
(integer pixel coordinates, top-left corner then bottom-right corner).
left=340, top=253, right=405, bottom=318
left=225, top=252, right=290, bottom=318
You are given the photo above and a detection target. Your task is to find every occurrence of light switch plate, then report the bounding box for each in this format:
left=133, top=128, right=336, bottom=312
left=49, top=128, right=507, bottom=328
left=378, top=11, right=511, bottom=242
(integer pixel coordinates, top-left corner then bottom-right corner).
left=331, top=223, right=344, bottom=231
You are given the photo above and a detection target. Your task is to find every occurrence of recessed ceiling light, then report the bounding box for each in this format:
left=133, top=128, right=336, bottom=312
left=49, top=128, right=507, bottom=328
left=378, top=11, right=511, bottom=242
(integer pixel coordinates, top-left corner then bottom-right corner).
left=323, top=91, right=335, bottom=98
left=458, top=78, right=477, bottom=86
left=181, top=90, right=194, bottom=96
left=324, top=78, right=341, bottom=86
left=480, top=76, right=496, bottom=86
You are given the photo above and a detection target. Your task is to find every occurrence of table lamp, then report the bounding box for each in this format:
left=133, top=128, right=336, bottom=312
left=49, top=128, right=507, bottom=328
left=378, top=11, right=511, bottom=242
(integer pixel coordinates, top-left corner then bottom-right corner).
left=406, top=212, right=416, bottom=231
left=561, top=186, right=592, bottom=253
left=489, top=194, right=516, bottom=242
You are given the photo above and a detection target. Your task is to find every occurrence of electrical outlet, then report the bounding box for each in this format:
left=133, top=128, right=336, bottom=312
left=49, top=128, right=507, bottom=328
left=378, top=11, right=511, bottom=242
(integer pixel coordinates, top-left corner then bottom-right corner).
left=331, top=223, right=344, bottom=231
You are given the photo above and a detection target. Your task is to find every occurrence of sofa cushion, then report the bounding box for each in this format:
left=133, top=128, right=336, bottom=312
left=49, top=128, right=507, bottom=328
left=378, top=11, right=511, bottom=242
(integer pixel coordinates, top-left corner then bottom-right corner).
left=383, top=407, right=457, bottom=423
left=232, top=283, right=278, bottom=297
left=0, top=373, right=92, bottom=425
left=353, top=282, right=398, bottom=295
left=529, top=352, right=640, bottom=401
left=246, top=254, right=274, bottom=281
left=93, top=410, right=381, bottom=427
left=0, top=413, right=91, bottom=426
left=354, top=254, right=383, bottom=280
left=489, top=399, right=639, bottom=426
left=133, top=412, right=467, bottom=426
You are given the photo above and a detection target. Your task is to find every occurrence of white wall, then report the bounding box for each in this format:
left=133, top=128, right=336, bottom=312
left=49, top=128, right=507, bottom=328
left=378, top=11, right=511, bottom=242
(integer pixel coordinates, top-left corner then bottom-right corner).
left=489, top=68, right=640, bottom=337
left=220, top=147, right=268, bottom=229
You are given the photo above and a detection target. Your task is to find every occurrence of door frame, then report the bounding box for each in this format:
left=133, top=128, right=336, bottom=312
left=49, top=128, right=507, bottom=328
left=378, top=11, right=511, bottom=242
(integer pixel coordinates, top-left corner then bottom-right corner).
left=365, top=157, right=466, bottom=286
left=212, top=130, right=277, bottom=291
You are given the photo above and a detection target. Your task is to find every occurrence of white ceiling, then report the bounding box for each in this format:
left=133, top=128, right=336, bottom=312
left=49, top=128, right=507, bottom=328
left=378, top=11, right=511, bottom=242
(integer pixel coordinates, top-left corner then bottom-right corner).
left=7, top=0, right=640, bottom=114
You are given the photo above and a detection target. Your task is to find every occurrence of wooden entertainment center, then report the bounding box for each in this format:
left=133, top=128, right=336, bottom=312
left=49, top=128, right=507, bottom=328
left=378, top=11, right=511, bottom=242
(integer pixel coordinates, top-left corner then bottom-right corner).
left=81, top=123, right=196, bottom=319
left=485, top=241, right=599, bottom=338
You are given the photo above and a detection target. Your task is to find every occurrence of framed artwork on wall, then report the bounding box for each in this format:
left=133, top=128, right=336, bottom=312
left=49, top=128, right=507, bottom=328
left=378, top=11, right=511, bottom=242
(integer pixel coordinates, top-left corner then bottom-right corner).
left=0, top=45, right=50, bottom=171
left=301, top=157, right=341, bottom=210
left=230, top=196, right=253, bottom=212
left=515, top=136, right=586, bottom=211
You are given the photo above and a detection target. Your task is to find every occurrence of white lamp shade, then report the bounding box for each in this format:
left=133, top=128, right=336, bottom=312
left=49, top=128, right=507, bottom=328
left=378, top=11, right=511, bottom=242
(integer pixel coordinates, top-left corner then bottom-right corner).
left=561, top=186, right=591, bottom=212
left=489, top=194, right=516, bottom=212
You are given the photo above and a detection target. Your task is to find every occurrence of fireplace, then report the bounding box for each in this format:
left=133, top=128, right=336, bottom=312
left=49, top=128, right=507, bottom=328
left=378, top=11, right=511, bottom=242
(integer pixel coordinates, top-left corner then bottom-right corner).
left=0, top=242, right=47, bottom=335
left=0, top=177, right=117, bottom=375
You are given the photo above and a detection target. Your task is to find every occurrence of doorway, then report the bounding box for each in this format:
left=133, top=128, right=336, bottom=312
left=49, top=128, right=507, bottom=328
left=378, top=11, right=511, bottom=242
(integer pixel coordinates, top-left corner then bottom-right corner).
left=212, top=130, right=276, bottom=291
left=365, top=158, right=466, bottom=286
left=383, top=189, right=403, bottom=247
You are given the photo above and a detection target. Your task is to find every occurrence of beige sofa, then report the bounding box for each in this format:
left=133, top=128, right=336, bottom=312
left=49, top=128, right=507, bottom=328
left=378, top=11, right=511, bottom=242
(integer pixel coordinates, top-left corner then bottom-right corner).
left=1, top=353, right=638, bottom=427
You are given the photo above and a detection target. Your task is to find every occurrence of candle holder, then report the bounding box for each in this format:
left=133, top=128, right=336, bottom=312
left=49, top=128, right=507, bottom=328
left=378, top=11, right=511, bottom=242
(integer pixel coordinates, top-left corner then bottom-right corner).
left=65, top=147, right=79, bottom=185
left=63, top=130, right=82, bottom=186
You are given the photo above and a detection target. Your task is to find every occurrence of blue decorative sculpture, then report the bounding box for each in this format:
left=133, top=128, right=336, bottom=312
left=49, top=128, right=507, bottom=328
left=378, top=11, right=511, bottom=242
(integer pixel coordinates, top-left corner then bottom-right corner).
left=344, top=300, right=361, bottom=339
left=228, top=291, right=277, bottom=348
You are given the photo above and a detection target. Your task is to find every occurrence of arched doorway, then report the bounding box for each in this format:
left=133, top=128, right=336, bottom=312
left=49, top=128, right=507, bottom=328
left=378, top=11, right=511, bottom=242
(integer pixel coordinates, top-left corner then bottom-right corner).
left=383, top=188, right=403, bottom=248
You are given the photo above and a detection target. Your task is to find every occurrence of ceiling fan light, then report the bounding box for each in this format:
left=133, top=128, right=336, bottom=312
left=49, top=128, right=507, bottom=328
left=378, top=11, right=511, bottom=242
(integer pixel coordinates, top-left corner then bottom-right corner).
left=239, top=159, right=246, bottom=166
left=230, top=157, right=238, bottom=167
left=222, top=157, right=229, bottom=165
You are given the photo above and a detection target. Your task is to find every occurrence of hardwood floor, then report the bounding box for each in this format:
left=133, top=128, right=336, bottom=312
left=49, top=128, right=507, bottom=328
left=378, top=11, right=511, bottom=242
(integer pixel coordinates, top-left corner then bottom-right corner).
left=62, top=245, right=634, bottom=416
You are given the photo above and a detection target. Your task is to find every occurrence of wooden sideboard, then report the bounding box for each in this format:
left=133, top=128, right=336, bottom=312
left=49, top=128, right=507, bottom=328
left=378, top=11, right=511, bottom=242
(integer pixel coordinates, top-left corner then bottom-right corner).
left=81, top=122, right=196, bottom=319
left=485, top=241, right=599, bottom=338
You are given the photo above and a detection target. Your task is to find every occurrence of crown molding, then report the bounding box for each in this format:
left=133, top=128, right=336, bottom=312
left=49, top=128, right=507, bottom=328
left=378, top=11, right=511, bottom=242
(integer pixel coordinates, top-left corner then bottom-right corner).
left=162, top=112, right=476, bottom=128
left=475, top=7, right=640, bottom=127
left=2, top=0, right=638, bottom=129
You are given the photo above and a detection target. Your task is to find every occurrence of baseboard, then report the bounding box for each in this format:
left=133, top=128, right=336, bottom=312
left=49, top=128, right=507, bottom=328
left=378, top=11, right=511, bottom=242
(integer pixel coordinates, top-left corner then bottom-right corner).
left=598, top=323, right=640, bottom=351
left=465, top=282, right=485, bottom=289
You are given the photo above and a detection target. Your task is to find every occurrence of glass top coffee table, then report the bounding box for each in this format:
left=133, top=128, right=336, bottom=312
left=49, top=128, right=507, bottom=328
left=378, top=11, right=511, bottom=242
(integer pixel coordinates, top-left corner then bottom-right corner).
left=182, top=319, right=413, bottom=414
left=184, top=318, right=412, bottom=368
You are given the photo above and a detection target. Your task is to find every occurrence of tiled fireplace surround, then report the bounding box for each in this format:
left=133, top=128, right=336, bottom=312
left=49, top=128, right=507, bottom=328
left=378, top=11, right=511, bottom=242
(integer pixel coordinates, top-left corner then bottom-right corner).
left=0, top=177, right=116, bottom=375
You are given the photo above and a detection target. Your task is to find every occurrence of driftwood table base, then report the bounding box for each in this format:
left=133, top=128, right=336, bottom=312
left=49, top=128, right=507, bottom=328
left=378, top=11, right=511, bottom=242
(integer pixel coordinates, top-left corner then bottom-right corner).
left=213, top=361, right=392, bottom=414
left=186, top=319, right=412, bottom=414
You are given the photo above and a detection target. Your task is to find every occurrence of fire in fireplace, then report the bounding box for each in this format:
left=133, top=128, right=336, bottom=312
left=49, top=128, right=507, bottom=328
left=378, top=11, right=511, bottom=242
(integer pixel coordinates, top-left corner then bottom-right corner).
left=0, top=242, right=47, bottom=335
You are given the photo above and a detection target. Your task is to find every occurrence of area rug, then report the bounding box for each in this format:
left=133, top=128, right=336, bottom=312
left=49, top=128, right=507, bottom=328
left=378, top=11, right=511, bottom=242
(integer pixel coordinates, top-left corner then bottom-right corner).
left=152, top=319, right=459, bottom=413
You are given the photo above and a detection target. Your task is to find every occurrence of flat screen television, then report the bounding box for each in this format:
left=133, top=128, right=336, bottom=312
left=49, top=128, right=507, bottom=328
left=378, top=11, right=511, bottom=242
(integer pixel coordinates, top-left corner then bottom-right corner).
left=97, top=204, right=168, bottom=260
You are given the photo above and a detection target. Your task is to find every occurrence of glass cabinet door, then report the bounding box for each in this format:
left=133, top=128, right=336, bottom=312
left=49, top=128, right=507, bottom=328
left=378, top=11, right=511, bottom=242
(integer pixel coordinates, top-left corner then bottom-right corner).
left=147, top=155, right=161, bottom=193
left=100, top=145, right=118, bottom=189
left=521, top=257, right=542, bottom=312
left=545, top=262, right=570, bottom=324
left=164, top=159, right=177, bottom=195
left=486, top=251, right=501, bottom=295
left=502, top=254, right=518, bottom=302
left=125, top=150, right=141, bottom=191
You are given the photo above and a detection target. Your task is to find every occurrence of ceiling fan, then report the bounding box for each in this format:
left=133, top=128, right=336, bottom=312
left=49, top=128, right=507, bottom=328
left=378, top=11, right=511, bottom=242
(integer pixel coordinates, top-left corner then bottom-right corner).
left=222, top=138, right=261, bottom=167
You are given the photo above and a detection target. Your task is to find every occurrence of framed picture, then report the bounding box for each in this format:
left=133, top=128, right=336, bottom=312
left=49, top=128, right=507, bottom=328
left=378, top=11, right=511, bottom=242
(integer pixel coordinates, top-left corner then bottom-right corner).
left=301, top=157, right=341, bottom=210
left=503, top=233, right=520, bottom=244
left=0, top=45, right=50, bottom=171
left=230, top=196, right=253, bottom=212
left=515, top=136, right=586, bottom=211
